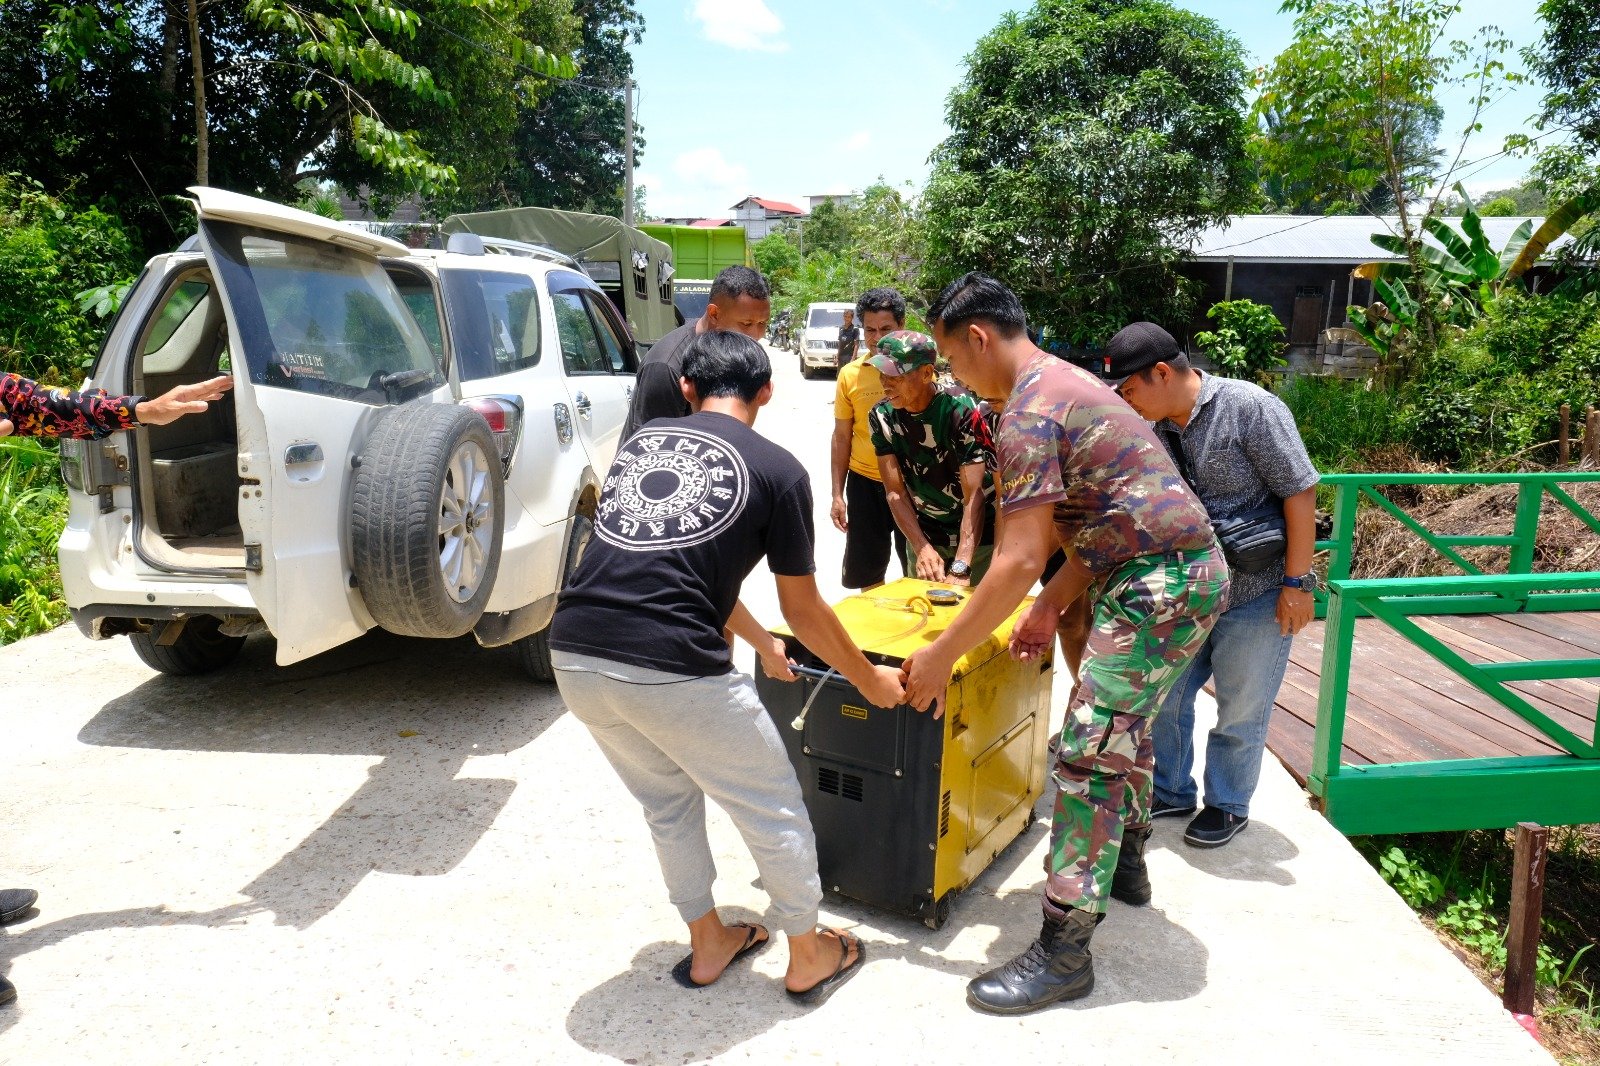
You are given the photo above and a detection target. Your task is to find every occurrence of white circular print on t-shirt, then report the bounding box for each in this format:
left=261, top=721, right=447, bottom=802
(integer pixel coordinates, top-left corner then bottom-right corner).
left=595, top=427, right=750, bottom=550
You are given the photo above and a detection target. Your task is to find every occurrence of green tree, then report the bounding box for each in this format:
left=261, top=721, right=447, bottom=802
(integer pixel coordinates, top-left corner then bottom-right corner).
left=799, top=199, right=856, bottom=258
left=1254, top=0, right=1521, bottom=371
left=1253, top=96, right=1445, bottom=215
left=483, top=0, right=645, bottom=216
left=1524, top=0, right=1600, bottom=156
left=7, top=0, right=576, bottom=244
left=751, top=232, right=802, bottom=286
left=919, top=0, right=1254, bottom=347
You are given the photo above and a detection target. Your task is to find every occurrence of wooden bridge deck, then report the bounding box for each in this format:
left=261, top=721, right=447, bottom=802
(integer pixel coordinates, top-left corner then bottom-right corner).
left=1266, top=611, right=1600, bottom=788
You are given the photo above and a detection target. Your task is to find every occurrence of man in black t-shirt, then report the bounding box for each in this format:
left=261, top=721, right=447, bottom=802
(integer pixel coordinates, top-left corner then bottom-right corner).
left=835, top=308, right=860, bottom=368
left=550, top=330, right=896, bottom=1005
left=620, top=265, right=771, bottom=442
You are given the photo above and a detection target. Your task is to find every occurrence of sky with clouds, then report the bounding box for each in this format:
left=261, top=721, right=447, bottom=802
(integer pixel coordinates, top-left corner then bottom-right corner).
left=629, top=0, right=1551, bottom=221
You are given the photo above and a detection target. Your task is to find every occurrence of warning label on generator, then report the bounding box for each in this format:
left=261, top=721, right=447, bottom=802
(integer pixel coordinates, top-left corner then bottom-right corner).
left=841, top=704, right=868, bottom=721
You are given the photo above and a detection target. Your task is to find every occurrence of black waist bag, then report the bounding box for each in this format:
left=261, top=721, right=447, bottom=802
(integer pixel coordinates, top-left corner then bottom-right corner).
left=1212, top=503, right=1287, bottom=574
left=1161, top=426, right=1286, bottom=574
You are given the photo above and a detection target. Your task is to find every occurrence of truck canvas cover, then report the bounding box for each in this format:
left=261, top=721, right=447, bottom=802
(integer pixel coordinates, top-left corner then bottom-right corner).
left=441, top=206, right=677, bottom=347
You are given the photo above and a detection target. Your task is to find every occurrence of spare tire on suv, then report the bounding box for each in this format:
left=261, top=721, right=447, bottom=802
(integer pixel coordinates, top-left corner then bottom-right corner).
left=350, top=404, right=505, bottom=638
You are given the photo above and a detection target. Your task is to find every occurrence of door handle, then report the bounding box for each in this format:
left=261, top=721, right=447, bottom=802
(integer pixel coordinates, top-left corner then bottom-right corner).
left=284, top=443, right=323, bottom=465
left=574, top=392, right=593, bottom=419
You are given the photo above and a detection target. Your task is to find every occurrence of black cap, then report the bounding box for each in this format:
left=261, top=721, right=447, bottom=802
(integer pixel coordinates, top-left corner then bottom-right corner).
left=1099, top=322, right=1181, bottom=387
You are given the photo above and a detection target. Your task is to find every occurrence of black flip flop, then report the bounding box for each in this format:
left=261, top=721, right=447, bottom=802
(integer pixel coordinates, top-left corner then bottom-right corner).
left=785, top=928, right=865, bottom=1007
left=670, top=922, right=771, bottom=989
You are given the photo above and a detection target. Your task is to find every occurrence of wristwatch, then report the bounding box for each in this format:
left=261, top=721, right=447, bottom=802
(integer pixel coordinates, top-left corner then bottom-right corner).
left=1282, top=572, right=1319, bottom=593
left=947, top=559, right=972, bottom=580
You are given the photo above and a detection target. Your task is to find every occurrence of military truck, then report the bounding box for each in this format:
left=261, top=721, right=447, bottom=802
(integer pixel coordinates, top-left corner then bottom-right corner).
left=443, top=207, right=677, bottom=351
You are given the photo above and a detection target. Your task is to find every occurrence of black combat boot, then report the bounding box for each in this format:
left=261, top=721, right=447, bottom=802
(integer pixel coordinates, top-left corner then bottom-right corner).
left=1110, top=823, right=1153, bottom=906
left=966, top=904, right=1104, bottom=1014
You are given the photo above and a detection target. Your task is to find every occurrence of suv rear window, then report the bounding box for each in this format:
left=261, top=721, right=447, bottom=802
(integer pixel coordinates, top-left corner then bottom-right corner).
left=440, top=269, right=543, bottom=380
left=204, top=221, right=444, bottom=404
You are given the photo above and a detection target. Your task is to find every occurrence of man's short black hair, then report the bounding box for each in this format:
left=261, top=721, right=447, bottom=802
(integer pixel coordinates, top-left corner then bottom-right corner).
left=708, top=265, right=770, bottom=305
left=681, top=330, right=772, bottom=403
left=926, top=272, right=1027, bottom=338
left=856, top=286, right=907, bottom=326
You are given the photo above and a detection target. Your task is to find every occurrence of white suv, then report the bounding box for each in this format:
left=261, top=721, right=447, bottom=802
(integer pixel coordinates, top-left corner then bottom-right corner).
left=58, top=188, right=635, bottom=678
left=799, top=301, right=859, bottom=379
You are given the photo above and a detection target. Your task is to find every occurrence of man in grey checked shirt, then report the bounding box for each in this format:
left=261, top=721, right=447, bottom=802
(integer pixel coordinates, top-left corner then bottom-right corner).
left=1105, top=322, right=1319, bottom=848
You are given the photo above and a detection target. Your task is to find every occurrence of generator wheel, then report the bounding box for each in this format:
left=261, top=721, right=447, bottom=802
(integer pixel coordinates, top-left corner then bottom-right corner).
left=517, top=512, right=594, bottom=682
left=923, top=892, right=953, bottom=931
left=130, top=616, right=245, bottom=676
left=350, top=404, right=504, bottom=639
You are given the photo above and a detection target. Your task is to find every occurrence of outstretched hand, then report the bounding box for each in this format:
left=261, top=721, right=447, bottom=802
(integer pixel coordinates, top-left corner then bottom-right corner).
left=858, top=664, right=906, bottom=709
left=758, top=636, right=798, bottom=682
left=138, top=375, right=233, bottom=426
left=1009, top=598, right=1063, bottom=663
left=899, top=646, right=953, bottom=719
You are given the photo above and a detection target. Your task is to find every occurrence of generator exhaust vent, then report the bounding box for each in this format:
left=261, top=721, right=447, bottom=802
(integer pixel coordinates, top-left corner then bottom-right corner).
left=818, top=767, right=840, bottom=795
left=939, top=790, right=952, bottom=838
left=842, top=773, right=864, bottom=802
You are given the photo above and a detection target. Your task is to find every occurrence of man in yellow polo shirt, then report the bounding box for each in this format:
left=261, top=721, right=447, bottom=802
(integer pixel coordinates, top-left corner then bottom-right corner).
left=829, top=287, right=909, bottom=589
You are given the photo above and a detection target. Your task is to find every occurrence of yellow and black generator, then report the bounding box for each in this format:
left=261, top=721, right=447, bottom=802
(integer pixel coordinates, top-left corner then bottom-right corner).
left=758, top=577, right=1055, bottom=929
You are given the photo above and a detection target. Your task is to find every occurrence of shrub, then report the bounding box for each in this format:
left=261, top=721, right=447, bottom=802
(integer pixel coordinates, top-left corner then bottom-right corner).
left=1401, top=290, right=1600, bottom=465
left=0, top=173, right=139, bottom=384
left=1278, top=374, right=1408, bottom=470
left=1195, top=299, right=1286, bottom=383
left=0, top=436, right=68, bottom=645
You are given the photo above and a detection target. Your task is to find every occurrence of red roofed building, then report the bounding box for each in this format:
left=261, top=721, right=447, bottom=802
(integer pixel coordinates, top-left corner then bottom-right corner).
left=730, top=195, right=806, bottom=240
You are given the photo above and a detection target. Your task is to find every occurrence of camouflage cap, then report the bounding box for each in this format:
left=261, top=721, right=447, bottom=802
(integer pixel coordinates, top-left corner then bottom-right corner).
left=865, top=330, right=938, bottom=377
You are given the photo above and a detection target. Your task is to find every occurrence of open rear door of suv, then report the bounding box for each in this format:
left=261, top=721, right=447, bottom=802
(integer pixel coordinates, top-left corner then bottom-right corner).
left=190, top=187, right=453, bottom=664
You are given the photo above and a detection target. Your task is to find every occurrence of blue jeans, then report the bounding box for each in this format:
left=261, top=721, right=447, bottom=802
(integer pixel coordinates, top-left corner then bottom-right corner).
left=1152, top=587, right=1293, bottom=818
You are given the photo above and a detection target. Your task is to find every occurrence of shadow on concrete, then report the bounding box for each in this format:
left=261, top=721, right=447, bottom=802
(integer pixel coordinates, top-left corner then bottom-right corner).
left=71, top=629, right=566, bottom=928
left=1155, top=818, right=1299, bottom=887
left=0, top=902, right=266, bottom=1036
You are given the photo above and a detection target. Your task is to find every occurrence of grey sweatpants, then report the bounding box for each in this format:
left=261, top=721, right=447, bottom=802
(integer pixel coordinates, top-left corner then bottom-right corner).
left=552, top=650, right=823, bottom=936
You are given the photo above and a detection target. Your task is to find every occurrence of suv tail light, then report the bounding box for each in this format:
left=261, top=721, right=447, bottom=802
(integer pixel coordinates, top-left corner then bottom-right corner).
left=59, top=437, right=87, bottom=491
left=462, top=395, right=524, bottom=476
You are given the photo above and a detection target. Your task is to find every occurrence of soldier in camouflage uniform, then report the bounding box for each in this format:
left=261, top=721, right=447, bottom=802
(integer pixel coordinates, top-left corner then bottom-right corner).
left=865, top=331, right=996, bottom=587
left=870, top=329, right=992, bottom=582
left=902, top=273, right=1227, bottom=1015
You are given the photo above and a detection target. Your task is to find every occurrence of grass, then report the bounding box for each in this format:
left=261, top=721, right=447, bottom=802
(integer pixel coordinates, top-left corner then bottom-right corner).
left=1277, top=373, right=1409, bottom=472
left=0, top=435, right=69, bottom=645
left=1356, top=828, right=1600, bottom=1064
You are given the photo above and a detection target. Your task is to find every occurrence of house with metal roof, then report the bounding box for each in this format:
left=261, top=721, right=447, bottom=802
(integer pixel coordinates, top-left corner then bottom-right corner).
left=1177, top=214, right=1561, bottom=353
left=730, top=196, right=806, bottom=241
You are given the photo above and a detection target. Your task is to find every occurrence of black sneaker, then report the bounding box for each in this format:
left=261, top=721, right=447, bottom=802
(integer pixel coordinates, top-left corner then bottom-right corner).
left=1150, top=797, right=1196, bottom=820
left=1184, top=807, right=1248, bottom=848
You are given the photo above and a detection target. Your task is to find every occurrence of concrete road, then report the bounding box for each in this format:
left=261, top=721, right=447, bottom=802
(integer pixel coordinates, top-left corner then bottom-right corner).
left=0, top=346, right=1550, bottom=1064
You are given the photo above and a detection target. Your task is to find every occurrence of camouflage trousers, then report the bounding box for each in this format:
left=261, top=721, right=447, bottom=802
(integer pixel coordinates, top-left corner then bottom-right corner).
left=1045, top=546, right=1229, bottom=915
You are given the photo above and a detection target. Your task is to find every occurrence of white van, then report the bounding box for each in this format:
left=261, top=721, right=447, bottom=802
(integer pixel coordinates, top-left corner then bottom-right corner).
left=798, top=301, right=859, bottom=379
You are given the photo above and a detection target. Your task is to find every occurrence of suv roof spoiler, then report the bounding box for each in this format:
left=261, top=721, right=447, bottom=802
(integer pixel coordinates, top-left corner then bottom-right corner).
left=445, top=231, right=580, bottom=269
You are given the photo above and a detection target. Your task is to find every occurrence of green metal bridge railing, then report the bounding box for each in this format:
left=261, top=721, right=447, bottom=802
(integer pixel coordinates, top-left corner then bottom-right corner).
left=1314, top=471, right=1600, bottom=618
left=1302, top=472, right=1600, bottom=835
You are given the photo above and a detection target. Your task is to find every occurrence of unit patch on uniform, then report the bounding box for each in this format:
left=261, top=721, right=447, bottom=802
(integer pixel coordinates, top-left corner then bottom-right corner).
left=595, top=427, right=750, bottom=550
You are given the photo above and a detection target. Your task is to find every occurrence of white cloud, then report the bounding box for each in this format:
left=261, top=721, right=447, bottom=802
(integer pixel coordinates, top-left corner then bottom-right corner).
left=837, top=130, right=871, bottom=154
left=637, top=146, right=753, bottom=218
left=690, top=0, right=788, bottom=53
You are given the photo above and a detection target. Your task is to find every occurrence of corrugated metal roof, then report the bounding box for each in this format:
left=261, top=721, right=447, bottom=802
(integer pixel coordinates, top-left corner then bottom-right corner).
left=1189, top=214, right=1567, bottom=264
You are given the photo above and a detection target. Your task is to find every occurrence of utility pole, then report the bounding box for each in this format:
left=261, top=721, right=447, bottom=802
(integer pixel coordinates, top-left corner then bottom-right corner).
left=622, top=78, right=635, bottom=227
